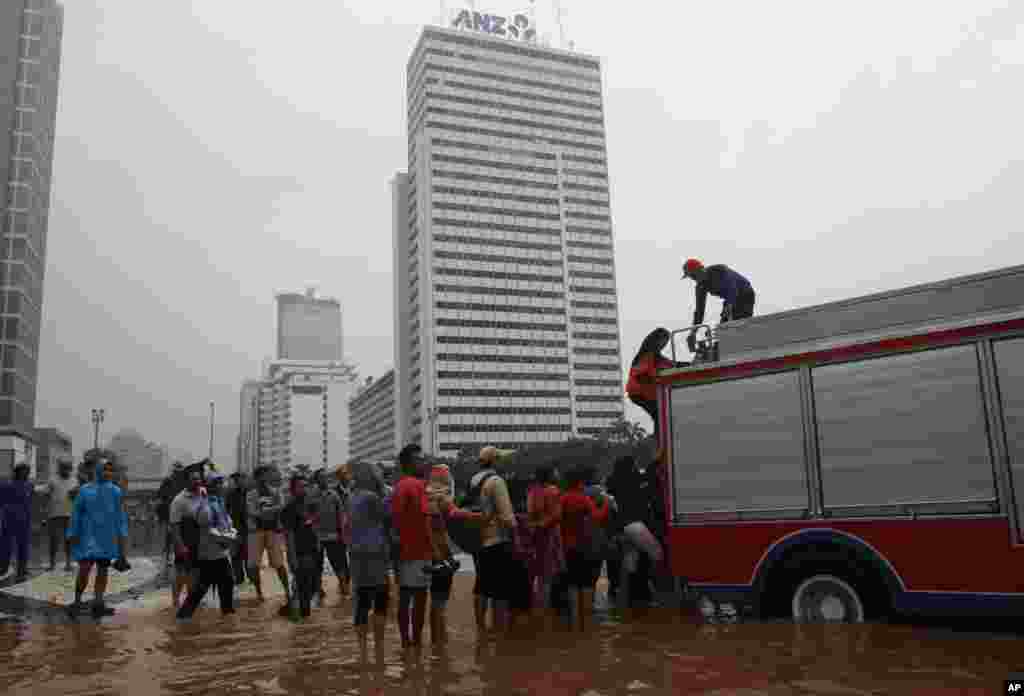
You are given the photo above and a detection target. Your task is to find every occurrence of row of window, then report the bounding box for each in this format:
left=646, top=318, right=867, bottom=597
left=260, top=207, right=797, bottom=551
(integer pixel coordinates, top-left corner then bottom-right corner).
left=564, top=181, right=608, bottom=194
left=566, top=255, right=613, bottom=266
left=433, top=201, right=562, bottom=223
left=570, top=285, right=616, bottom=297
left=434, top=267, right=562, bottom=284
left=436, top=301, right=565, bottom=316
left=432, top=168, right=559, bottom=192
left=434, top=233, right=561, bottom=253
left=431, top=137, right=558, bottom=160
left=427, top=120, right=604, bottom=153
left=433, top=216, right=560, bottom=238
left=439, top=423, right=572, bottom=433
left=423, top=30, right=601, bottom=73
left=433, top=250, right=564, bottom=268
left=572, top=315, right=618, bottom=326
left=573, top=331, right=618, bottom=341
left=436, top=318, right=566, bottom=332
left=427, top=106, right=604, bottom=141
left=437, top=371, right=568, bottom=382
left=432, top=153, right=558, bottom=177
left=432, top=186, right=559, bottom=207
left=432, top=79, right=602, bottom=117
left=416, top=52, right=599, bottom=98
left=437, top=335, right=566, bottom=348
left=436, top=352, right=567, bottom=364
left=434, top=283, right=563, bottom=300
left=432, top=234, right=612, bottom=262
left=427, top=90, right=606, bottom=127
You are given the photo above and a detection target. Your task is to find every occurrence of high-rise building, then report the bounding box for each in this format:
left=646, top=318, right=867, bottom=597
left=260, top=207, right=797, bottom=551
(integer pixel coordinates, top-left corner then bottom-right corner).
left=236, top=378, right=262, bottom=476
left=255, top=360, right=354, bottom=475
left=0, top=1, right=63, bottom=470
left=276, top=288, right=343, bottom=362
left=349, top=371, right=400, bottom=464
left=394, top=22, right=624, bottom=455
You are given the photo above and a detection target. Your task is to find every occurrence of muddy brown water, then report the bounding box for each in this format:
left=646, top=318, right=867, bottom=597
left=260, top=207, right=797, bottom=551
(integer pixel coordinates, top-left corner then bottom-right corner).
left=0, top=571, right=1020, bottom=696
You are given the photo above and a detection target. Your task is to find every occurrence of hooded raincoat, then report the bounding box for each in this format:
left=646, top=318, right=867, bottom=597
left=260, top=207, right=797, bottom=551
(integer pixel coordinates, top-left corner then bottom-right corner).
left=67, top=462, right=128, bottom=562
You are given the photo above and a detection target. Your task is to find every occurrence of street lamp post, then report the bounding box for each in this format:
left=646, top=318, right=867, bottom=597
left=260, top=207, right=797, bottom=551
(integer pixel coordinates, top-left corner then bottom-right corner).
left=209, top=401, right=215, bottom=461
left=91, top=408, right=105, bottom=450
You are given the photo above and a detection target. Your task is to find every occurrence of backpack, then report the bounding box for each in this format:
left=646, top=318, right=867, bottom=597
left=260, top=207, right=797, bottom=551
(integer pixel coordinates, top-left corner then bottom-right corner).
left=446, top=471, right=497, bottom=555
left=575, top=505, right=611, bottom=562
left=463, top=470, right=496, bottom=513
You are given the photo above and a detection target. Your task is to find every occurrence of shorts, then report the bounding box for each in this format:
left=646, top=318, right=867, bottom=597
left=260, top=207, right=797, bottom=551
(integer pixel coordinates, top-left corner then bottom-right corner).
left=174, top=552, right=193, bottom=573
left=80, top=558, right=111, bottom=571
left=430, top=571, right=454, bottom=609
left=398, top=559, right=430, bottom=589
left=247, top=530, right=285, bottom=569
left=565, top=549, right=601, bottom=589
left=477, top=542, right=530, bottom=609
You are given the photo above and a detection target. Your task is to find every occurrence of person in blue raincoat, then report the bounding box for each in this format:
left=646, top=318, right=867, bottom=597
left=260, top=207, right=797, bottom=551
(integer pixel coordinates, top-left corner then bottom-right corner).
left=67, top=458, right=129, bottom=617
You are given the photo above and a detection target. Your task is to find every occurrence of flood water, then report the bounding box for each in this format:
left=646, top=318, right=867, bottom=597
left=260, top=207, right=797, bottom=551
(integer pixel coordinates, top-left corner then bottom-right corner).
left=0, top=571, right=1020, bottom=696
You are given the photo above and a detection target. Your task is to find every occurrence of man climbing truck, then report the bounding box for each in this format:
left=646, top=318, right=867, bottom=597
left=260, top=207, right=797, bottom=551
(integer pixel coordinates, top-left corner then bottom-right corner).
left=681, top=259, right=755, bottom=352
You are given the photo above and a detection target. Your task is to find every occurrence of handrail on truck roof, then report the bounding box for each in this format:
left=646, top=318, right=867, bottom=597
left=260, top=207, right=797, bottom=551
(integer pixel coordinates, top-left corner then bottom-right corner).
left=669, top=324, right=718, bottom=365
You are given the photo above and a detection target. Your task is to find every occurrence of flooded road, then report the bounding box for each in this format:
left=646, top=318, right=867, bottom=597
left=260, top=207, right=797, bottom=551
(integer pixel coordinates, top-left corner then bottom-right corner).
left=0, top=570, right=1020, bottom=696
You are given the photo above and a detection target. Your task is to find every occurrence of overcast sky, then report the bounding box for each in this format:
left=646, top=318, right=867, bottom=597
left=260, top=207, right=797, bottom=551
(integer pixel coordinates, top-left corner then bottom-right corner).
left=34, top=1, right=1024, bottom=468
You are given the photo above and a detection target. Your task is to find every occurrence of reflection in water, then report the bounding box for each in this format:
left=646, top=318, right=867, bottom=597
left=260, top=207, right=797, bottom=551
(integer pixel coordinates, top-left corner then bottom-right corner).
left=0, top=572, right=1020, bottom=695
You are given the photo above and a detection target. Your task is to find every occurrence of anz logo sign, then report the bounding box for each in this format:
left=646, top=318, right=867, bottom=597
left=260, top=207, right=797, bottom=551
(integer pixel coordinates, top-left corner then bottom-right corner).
left=451, top=9, right=537, bottom=42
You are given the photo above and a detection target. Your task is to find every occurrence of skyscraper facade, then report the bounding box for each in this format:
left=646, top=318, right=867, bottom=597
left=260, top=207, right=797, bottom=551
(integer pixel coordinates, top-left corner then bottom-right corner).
left=394, top=23, right=624, bottom=455
left=0, top=1, right=63, bottom=462
left=348, top=370, right=400, bottom=464
left=276, top=288, right=343, bottom=362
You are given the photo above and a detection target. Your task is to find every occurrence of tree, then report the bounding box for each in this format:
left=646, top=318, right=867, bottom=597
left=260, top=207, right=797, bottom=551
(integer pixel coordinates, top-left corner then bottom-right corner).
left=594, top=415, right=648, bottom=445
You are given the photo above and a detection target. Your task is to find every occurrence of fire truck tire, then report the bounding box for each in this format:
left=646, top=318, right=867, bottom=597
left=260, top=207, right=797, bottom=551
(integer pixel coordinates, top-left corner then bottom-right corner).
left=791, top=574, right=865, bottom=623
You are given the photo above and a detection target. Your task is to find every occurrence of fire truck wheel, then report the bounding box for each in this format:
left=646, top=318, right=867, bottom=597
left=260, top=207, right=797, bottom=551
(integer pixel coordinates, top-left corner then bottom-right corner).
left=791, top=574, right=865, bottom=623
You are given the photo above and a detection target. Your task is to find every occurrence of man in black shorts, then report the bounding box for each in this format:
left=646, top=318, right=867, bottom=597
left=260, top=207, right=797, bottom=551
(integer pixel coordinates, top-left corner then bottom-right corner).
left=472, top=446, right=529, bottom=633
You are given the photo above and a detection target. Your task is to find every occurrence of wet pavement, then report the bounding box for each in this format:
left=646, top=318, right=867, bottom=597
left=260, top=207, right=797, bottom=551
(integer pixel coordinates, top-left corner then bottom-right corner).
left=0, top=566, right=1021, bottom=695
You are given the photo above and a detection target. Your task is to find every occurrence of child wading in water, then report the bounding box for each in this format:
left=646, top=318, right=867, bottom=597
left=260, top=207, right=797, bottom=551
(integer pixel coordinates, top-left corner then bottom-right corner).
left=425, top=463, right=480, bottom=643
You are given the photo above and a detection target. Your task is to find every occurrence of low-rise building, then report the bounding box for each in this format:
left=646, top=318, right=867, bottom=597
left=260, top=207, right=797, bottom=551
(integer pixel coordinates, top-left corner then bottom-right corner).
left=349, top=370, right=400, bottom=463
left=34, top=427, right=72, bottom=481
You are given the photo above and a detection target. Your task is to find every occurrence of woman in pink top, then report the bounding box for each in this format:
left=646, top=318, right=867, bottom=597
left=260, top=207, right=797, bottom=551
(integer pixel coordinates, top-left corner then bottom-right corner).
left=527, top=465, right=564, bottom=615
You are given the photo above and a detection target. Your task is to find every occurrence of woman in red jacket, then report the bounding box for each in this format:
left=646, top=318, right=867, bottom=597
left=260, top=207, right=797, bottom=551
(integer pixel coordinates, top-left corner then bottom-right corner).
left=626, top=328, right=687, bottom=440
left=560, top=465, right=609, bottom=631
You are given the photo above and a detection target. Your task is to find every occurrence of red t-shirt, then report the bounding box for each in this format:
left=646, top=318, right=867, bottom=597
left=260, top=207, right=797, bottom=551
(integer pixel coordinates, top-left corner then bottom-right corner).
left=392, top=475, right=433, bottom=561
left=560, top=486, right=608, bottom=552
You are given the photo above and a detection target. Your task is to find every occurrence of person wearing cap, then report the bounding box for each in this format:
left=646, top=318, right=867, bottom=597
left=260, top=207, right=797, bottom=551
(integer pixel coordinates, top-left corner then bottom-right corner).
left=470, top=445, right=524, bottom=633
left=0, top=461, right=34, bottom=581
left=681, top=258, right=755, bottom=344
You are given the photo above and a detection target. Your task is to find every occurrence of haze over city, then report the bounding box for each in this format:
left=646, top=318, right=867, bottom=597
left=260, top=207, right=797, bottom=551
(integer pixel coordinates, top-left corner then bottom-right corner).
left=34, top=0, right=1024, bottom=467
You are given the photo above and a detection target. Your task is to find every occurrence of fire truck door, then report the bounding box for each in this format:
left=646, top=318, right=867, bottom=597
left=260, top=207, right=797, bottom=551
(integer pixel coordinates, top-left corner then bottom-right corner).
left=994, top=337, right=1024, bottom=543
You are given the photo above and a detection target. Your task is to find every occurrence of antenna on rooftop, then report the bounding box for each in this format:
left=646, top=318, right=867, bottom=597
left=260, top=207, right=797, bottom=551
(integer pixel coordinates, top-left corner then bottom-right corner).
left=552, top=0, right=568, bottom=49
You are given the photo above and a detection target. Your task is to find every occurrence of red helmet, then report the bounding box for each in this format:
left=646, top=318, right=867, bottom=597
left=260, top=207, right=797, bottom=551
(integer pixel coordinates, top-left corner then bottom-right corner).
left=682, top=258, right=704, bottom=278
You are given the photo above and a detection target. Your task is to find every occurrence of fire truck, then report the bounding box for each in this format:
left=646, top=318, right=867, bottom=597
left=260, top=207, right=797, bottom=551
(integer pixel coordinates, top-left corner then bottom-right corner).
left=657, top=264, right=1024, bottom=622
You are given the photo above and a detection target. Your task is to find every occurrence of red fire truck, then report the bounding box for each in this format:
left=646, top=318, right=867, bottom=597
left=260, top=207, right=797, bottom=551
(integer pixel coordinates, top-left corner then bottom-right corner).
left=657, top=265, right=1024, bottom=622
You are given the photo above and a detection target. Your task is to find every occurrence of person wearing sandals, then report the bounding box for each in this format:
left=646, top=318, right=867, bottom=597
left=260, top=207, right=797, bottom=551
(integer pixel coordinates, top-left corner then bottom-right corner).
left=66, top=458, right=129, bottom=618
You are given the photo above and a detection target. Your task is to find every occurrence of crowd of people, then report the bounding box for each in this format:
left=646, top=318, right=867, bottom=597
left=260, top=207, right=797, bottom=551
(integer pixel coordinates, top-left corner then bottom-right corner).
left=2, top=432, right=670, bottom=641
left=149, top=441, right=670, bottom=648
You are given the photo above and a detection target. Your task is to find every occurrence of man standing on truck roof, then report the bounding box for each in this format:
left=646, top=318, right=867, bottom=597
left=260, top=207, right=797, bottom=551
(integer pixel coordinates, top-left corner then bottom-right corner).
left=682, top=258, right=755, bottom=323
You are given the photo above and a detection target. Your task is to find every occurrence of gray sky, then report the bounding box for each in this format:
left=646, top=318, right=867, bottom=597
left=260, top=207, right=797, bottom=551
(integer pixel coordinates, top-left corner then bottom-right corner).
left=35, top=1, right=1024, bottom=467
